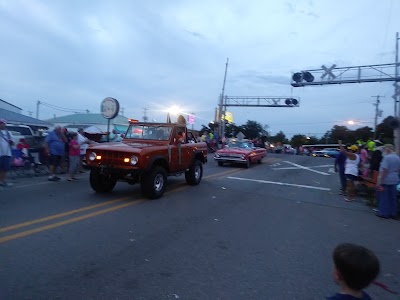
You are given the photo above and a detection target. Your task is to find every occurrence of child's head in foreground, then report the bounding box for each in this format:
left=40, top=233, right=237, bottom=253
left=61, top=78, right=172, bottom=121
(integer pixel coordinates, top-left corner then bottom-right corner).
left=333, top=243, right=380, bottom=291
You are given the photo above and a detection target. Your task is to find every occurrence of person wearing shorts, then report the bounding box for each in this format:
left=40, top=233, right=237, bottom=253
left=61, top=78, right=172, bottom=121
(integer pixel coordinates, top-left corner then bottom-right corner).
left=0, top=119, right=13, bottom=187
left=339, top=140, right=360, bottom=202
left=45, top=125, right=67, bottom=181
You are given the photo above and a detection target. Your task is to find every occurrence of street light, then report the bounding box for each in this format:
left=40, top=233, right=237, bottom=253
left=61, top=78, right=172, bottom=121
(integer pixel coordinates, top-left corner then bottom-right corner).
left=167, top=105, right=181, bottom=116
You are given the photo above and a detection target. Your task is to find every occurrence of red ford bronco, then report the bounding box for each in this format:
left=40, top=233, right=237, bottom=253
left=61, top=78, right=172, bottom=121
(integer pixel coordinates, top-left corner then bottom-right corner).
left=86, top=120, right=208, bottom=199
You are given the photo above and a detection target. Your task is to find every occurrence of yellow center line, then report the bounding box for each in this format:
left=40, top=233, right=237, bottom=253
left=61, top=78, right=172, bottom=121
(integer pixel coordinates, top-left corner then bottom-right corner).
left=0, top=169, right=243, bottom=242
left=205, top=168, right=244, bottom=179
left=0, top=197, right=130, bottom=233
left=0, top=200, right=144, bottom=244
left=0, top=185, right=192, bottom=244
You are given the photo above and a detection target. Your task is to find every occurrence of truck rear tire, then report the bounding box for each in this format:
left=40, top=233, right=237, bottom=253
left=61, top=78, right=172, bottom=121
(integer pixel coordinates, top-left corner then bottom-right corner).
left=90, top=169, right=117, bottom=193
left=185, top=159, right=203, bottom=185
left=141, top=166, right=167, bottom=199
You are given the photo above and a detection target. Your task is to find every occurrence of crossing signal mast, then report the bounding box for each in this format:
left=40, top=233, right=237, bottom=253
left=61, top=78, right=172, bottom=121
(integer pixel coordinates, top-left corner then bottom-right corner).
left=291, top=32, right=400, bottom=153
left=217, top=58, right=300, bottom=137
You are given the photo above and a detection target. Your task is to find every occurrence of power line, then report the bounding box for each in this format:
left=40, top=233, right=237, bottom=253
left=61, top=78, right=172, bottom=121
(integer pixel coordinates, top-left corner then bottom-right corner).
left=40, top=101, right=88, bottom=113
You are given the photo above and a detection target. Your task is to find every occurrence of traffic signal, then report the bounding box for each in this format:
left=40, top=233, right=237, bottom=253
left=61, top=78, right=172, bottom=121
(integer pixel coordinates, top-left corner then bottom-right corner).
left=292, top=71, right=314, bottom=83
left=285, top=98, right=299, bottom=106
left=302, top=71, right=314, bottom=82
left=292, top=72, right=302, bottom=83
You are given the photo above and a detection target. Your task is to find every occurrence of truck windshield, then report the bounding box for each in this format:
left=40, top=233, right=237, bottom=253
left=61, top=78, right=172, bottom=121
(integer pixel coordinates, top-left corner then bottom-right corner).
left=125, top=125, right=172, bottom=141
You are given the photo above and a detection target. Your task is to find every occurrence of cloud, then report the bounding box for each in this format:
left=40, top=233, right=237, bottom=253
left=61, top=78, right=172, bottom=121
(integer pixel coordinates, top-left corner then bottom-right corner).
left=307, top=12, right=319, bottom=18
left=0, top=0, right=398, bottom=138
left=184, top=29, right=206, bottom=39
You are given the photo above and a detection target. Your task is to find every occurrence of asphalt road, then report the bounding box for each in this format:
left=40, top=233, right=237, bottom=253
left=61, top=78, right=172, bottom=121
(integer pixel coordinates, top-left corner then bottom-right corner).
left=1, top=153, right=399, bottom=300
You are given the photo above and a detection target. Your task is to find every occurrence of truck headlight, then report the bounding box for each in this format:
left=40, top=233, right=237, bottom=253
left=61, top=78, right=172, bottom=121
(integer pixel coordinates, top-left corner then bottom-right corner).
left=89, top=152, right=97, bottom=161
left=241, top=154, right=245, bottom=159
left=130, top=155, right=138, bottom=165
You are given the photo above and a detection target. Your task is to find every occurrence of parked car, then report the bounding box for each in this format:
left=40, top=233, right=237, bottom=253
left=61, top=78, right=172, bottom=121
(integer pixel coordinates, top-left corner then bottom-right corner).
left=8, top=130, right=24, bottom=149
left=6, top=124, right=38, bottom=148
left=312, top=148, right=340, bottom=158
left=214, top=139, right=267, bottom=168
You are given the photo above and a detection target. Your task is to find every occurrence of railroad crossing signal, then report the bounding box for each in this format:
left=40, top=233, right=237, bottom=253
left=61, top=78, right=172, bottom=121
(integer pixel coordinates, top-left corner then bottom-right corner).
left=291, top=63, right=399, bottom=87
left=321, top=64, right=337, bottom=80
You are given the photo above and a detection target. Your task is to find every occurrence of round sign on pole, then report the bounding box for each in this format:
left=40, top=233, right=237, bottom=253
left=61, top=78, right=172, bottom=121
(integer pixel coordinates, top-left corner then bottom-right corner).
left=101, top=97, right=120, bottom=119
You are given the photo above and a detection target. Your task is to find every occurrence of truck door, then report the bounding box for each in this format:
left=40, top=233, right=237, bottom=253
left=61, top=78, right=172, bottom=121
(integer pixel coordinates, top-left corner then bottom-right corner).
left=170, top=127, right=192, bottom=172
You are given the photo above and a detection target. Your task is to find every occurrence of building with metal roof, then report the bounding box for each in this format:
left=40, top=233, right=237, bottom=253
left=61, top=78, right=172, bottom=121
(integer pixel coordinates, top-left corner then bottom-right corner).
left=0, top=99, right=22, bottom=114
left=45, top=113, right=130, bottom=133
left=0, top=107, right=52, bottom=131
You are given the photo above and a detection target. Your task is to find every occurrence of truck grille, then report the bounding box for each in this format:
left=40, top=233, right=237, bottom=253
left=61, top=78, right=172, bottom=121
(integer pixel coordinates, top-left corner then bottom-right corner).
left=91, top=150, right=130, bottom=165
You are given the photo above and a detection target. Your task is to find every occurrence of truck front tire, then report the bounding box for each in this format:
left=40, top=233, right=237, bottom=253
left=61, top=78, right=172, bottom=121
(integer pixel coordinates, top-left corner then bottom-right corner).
left=89, top=169, right=117, bottom=193
left=141, top=166, right=167, bottom=199
left=185, top=159, right=203, bottom=185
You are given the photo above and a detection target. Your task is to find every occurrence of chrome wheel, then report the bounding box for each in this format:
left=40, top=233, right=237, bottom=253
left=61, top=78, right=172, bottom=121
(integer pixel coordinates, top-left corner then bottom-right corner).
left=194, top=165, right=201, bottom=180
left=154, top=174, right=164, bottom=192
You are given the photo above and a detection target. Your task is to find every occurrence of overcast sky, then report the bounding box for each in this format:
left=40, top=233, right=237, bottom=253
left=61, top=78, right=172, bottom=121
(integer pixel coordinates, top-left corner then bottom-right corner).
left=0, top=0, right=399, bottom=137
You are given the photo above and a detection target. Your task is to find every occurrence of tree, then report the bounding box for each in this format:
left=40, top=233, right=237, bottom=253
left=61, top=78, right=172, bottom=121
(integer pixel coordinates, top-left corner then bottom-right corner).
left=224, top=123, right=241, bottom=138
left=376, top=116, right=394, bottom=143
left=240, top=120, right=265, bottom=139
left=290, top=134, right=307, bottom=147
left=353, top=126, right=373, bottom=142
left=329, top=125, right=352, bottom=144
left=270, top=131, right=289, bottom=144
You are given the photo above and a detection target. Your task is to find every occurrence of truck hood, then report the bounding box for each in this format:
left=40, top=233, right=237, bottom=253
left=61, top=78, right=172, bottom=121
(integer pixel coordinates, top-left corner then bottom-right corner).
left=88, top=142, right=162, bottom=152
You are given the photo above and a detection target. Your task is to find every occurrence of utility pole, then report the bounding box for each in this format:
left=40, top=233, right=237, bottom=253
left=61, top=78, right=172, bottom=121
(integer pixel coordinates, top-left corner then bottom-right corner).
left=372, top=95, right=384, bottom=139
left=36, top=100, right=40, bottom=119
left=394, top=32, right=400, bottom=154
left=120, top=107, right=125, bottom=116
left=218, top=58, right=229, bottom=137
left=143, top=108, right=148, bottom=122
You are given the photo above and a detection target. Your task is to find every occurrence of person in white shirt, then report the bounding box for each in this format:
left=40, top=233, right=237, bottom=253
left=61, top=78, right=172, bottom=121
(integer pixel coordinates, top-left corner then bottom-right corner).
left=339, top=140, right=360, bottom=202
left=77, top=128, right=91, bottom=173
left=0, top=119, right=14, bottom=187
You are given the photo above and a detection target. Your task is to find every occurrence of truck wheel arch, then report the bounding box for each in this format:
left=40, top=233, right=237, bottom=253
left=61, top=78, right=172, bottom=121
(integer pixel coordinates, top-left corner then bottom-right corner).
left=191, top=150, right=207, bottom=164
left=145, top=156, right=170, bottom=173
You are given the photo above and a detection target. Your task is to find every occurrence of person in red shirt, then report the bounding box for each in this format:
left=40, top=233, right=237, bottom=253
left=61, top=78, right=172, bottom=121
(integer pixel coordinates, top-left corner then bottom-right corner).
left=16, top=138, right=30, bottom=157
left=68, top=132, right=80, bottom=181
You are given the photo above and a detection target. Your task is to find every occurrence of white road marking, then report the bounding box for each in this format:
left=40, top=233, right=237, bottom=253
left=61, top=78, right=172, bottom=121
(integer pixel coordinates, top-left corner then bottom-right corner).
left=328, top=168, right=336, bottom=173
left=312, top=164, right=333, bottom=168
left=228, top=176, right=331, bottom=191
left=272, top=167, right=299, bottom=170
left=283, top=161, right=330, bottom=176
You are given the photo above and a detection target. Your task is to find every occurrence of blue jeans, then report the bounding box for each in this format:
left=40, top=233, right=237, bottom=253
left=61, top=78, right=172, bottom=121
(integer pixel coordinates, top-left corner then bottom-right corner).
left=377, top=184, right=398, bottom=217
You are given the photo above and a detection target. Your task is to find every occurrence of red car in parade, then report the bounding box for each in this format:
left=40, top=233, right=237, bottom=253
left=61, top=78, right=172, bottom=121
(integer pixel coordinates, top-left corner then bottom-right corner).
left=214, top=139, right=267, bottom=168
